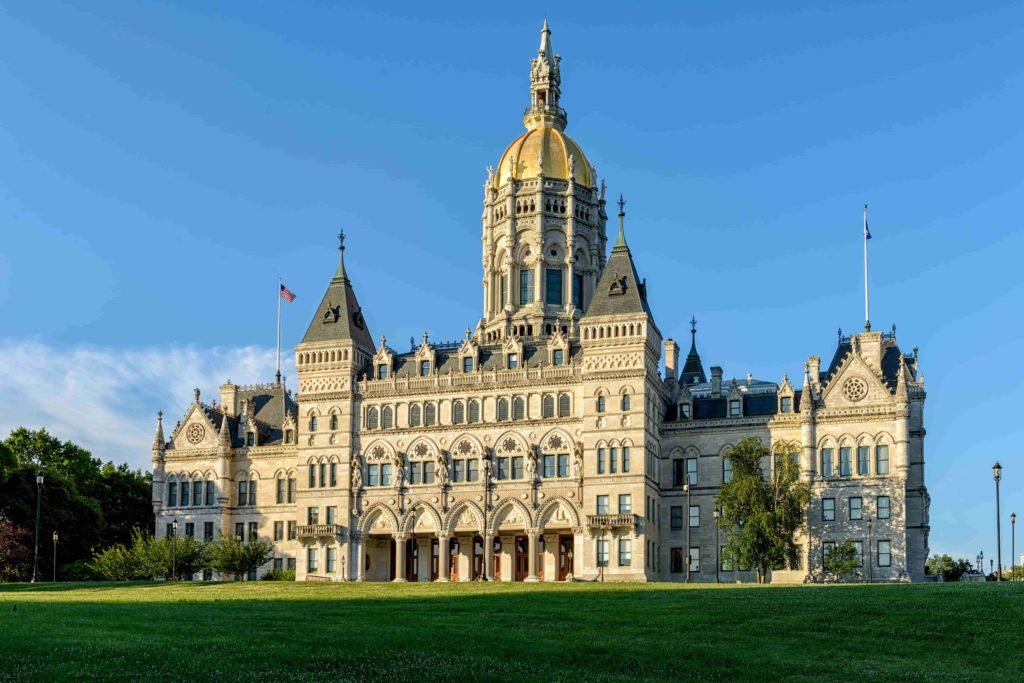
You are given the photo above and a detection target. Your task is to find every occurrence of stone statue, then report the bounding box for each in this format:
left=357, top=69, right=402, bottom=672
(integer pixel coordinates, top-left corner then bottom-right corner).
left=567, top=153, right=575, bottom=176
left=351, top=456, right=363, bottom=491
left=437, top=452, right=450, bottom=488
left=484, top=457, right=494, bottom=482
left=394, top=454, right=405, bottom=489
left=572, top=445, right=583, bottom=483
left=525, top=449, right=538, bottom=483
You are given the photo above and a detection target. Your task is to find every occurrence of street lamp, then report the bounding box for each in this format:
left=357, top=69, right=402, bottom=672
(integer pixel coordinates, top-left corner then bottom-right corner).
left=866, top=517, right=874, bottom=583
left=684, top=476, right=691, bottom=584
left=171, top=518, right=178, bottom=581
left=52, top=531, right=58, bottom=582
left=713, top=507, right=720, bottom=584
left=993, top=462, right=1002, bottom=581
left=978, top=551, right=984, bottom=578
left=32, top=472, right=43, bottom=583
left=1011, top=512, right=1017, bottom=582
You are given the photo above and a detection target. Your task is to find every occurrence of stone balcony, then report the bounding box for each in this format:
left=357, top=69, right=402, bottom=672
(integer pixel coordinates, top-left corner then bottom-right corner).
left=297, top=524, right=345, bottom=541
left=586, top=514, right=640, bottom=530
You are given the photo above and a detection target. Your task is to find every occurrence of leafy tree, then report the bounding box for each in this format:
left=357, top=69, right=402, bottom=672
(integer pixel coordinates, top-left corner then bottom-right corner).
left=4, top=428, right=101, bottom=492
left=926, top=554, right=974, bottom=582
left=717, top=436, right=812, bottom=583
left=134, top=531, right=210, bottom=580
left=90, top=543, right=149, bottom=581
left=209, top=534, right=274, bottom=580
left=824, top=540, right=860, bottom=580
left=96, top=462, right=153, bottom=548
left=0, top=519, right=33, bottom=582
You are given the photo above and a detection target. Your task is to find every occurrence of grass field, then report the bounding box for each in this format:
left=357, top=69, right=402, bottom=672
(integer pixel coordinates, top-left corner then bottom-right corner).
left=1, top=581, right=1021, bottom=682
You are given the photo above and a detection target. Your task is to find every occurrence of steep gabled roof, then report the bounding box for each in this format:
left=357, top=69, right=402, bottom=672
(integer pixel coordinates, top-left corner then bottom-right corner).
left=680, top=317, right=706, bottom=385
left=583, top=198, right=654, bottom=322
left=301, top=234, right=375, bottom=352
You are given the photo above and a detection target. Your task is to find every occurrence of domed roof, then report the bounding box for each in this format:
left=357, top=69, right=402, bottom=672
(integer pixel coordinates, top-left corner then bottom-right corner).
left=495, top=127, right=593, bottom=188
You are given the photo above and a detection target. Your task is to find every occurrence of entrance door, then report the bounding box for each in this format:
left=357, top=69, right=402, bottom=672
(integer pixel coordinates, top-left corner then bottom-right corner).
left=472, top=536, right=484, bottom=580
left=406, top=538, right=418, bottom=582
left=514, top=535, right=529, bottom=581
left=492, top=538, right=502, bottom=580
left=558, top=535, right=574, bottom=581
left=449, top=538, right=460, bottom=581
left=430, top=539, right=439, bottom=581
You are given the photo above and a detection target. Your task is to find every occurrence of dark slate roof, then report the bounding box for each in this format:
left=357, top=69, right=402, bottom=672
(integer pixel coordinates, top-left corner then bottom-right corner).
left=365, top=340, right=582, bottom=380
left=680, top=332, right=707, bottom=385
left=667, top=388, right=782, bottom=423
left=583, top=227, right=654, bottom=321
left=302, top=245, right=375, bottom=352
left=188, top=384, right=296, bottom=448
left=822, top=335, right=904, bottom=392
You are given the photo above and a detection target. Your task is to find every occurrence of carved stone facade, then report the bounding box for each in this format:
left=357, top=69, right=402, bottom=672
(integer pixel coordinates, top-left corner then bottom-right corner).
left=151, top=23, right=929, bottom=583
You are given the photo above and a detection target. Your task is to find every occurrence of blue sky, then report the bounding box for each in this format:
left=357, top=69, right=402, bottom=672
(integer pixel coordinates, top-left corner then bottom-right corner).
left=1, top=1, right=1021, bottom=565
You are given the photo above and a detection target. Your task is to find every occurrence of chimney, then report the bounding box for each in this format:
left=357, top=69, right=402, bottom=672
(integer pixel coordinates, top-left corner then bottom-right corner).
left=807, top=356, right=820, bottom=385
left=664, top=339, right=679, bottom=378
left=220, top=382, right=238, bottom=417
left=711, top=366, right=723, bottom=397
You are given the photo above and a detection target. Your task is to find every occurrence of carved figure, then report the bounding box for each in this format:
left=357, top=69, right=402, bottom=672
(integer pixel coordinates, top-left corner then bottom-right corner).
left=436, top=453, right=450, bottom=487
left=572, top=446, right=583, bottom=482
left=525, top=450, right=538, bottom=482
left=351, top=460, right=363, bottom=490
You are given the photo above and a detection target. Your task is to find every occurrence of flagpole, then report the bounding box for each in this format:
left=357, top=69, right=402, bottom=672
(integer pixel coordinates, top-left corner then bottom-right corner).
left=863, top=203, right=870, bottom=332
left=276, top=276, right=282, bottom=385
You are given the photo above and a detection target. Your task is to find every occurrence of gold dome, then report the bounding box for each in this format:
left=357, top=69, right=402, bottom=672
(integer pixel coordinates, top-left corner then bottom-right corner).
left=495, top=127, right=592, bottom=188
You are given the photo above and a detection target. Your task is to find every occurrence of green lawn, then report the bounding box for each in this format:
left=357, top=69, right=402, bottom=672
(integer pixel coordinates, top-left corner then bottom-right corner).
left=1, top=581, right=1021, bottom=682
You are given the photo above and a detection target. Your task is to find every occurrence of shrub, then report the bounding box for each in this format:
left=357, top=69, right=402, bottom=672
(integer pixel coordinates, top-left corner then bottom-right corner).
left=261, top=568, right=296, bottom=581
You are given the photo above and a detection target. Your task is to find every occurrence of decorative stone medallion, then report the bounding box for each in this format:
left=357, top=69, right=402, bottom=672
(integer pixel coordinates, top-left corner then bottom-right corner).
left=185, top=423, right=205, bottom=445
left=842, top=377, right=868, bottom=402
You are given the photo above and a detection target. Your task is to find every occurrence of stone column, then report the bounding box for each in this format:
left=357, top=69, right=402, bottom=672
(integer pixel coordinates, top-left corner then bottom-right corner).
left=571, top=526, right=585, bottom=581
left=526, top=528, right=540, bottom=582
left=896, top=413, right=910, bottom=477
left=354, top=533, right=365, bottom=582
left=393, top=533, right=408, bottom=582
left=483, top=530, right=494, bottom=580
left=436, top=533, right=450, bottom=582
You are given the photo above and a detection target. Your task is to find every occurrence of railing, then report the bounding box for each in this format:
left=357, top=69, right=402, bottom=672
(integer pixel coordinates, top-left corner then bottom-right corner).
left=358, top=364, right=582, bottom=397
left=586, top=514, right=640, bottom=529
left=523, top=104, right=567, bottom=120
left=297, top=524, right=345, bottom=540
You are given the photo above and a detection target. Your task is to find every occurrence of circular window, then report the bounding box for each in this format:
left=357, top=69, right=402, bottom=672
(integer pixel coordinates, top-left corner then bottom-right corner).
left=842, top=377, right=868, bottom=402
left=185, top=423, right=205, bottom=445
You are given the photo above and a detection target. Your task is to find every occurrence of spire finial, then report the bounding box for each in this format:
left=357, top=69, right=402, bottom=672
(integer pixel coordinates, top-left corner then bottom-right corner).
left=614, top=194, right=627, bottom=247
left=193, top=387, right=200, bottom=404
left=334, top=229, right=348, bottom=281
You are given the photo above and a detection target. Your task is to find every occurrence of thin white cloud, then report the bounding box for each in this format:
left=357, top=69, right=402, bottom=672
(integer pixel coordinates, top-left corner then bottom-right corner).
left=0, top=339, right=277, bottom=470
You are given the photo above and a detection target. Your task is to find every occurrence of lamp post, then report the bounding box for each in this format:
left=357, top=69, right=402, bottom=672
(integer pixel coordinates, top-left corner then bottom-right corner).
left=599, top=524, right=608, bottom=583
left=684, top=476, right=691, bottom=584
left=713, top=507, right=720, bottom=584
left=866, top=517, right=873, bottom=583
left=32, top=472, right=43, bottom=583
left=171, top=518, right=178, bottom=581
left=1011, top=512, right=1017, bottom=581
left=52, top=531, right=58, bottom=582
left=993, top=462, right=1002, bottom=581
left=977, top=551, right=983, bottom=578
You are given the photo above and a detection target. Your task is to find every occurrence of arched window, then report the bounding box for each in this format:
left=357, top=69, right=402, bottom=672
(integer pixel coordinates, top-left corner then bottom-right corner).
left=366, top=407, right=379, bottom=430
left=542, top=395, right=555, bottom=418
left=381, top=406, right=394, bottom=429
left=329, top=414, right=339, bottom=431
left=424, top=403, right=436, bottom=426
left=558, top=393, right=571, bottom=417
left=512, top=397, right=525, bottom=420
left=409, top=404, right=421, bottom=427
left=309, top=416, right=318, bottom=432
left=453, top=401, right=465, bottom=424
left=468, top=400, right=480, bottom=424
left=596, top=396, right=606, bottom=413
left=621, top=394, right=630, bottom=411
left=497, top=398, right=509, bottom=422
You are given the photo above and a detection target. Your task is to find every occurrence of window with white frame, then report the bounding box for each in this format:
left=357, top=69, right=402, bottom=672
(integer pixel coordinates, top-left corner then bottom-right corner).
left=877, top=495, right=891, bottom=519
left=876, top=445, right=890, bottom=475
left=877, top=540, right=891, bottom=567
left=688, top=547, right=700, bottom=572
left=596, top=539, right=609, bottom=567
left=686, top=458, right=698, bottom=486
left=849, top=497, right=862, bottom=521
left=618, top=494, right=632, bottom=514
left=689, top=505, right=700, bottom=527
left=822, top=497, right=836, bottom=521
left=596, top=495, right=609, bottom=514
left=618, top=538, right=632, bottom=566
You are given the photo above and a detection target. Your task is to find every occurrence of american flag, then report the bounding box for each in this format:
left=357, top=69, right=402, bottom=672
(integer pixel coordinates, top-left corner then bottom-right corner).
left=280, top=283, right=296, bottom=302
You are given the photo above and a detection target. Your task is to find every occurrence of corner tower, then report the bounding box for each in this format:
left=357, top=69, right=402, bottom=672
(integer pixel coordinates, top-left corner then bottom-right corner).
left=479, top=22, right=608, bottom=343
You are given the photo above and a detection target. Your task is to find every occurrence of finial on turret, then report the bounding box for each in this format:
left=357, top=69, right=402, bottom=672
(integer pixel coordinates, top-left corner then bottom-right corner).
left=465, top=326, right=471, bottom=340
left=334, top=229, right=349, bottom=281
left=380, top=334, right=387, bottom=349
left=614, top=194, right=627, bottom=247
left=153, top=410, right=165, bottom=451
left=193, top=387, right=200, bottom=404
left=422, top=330, right=429, bottom=346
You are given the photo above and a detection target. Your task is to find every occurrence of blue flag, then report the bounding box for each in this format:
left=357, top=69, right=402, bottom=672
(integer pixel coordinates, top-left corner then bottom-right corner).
left=865, top=219, right=872, bottom=240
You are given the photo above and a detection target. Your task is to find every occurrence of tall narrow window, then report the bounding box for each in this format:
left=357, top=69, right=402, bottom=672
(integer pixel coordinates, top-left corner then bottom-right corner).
left=609, top=447, right=618, bottom=474
left=307, top=506, right=319, bottom=525
left=327, top=547, right=337, bottom=573
left=722, top=458, right=733, bottom=484
left=309, top=416, right=318, bottom=432
left=507, top=353, right=519, bottom=369
left=409, top=404, right=421, bottom=427
left=463, top=357, right=473, bottom=373
left=377, top=364, right=388, bottom=380
left=511, top=456, right=523, bottom=479
left=597, top=396, right=606, bottom=413
left=497, top=398, right=509, bottom=421
left=729, top=400, right=741, bottom=417
left=424, top=403, right=436, bottom=426
left=468, top=400, right=480, bottom=424
left=519, top=269, right=534, bottom=306
left=381, top=406, right=393, bottom=429
left=596, top=495, right=609, bottom=514
left=686, top=458, right=698, bottom=486
left=453, top=401, right=465, bottom=424
left=500, top=274, right=507, bottom=306
left=319, top=463, right=327, bottom=488
left=839, top=447, right=852, bottom=476
left=167, top=482, right=177, bottom=507
left=558, top=393, right=570, bottom=417
left=205, top=480, right=215, bottom=506
left=330, top=463, right=337, bottom=487
left=496, top=457, right=508, bottom=481
left=557, top=454, right=569, bottom=478
left=420, top=360, right=430, bottom=377
left=622, top=447, right=631, bottom=473
left=543, top=454, right=555, bottom=478
left=466, top=459, right=479, bottom=482
left=671, top=506, right=683, bottom=529
left=619, top=494, right=632, bottom=514
left=572, top=273, right=584, bottom=308
left=689, top=505, right=700, bottom=527
left=597, top=539, right=609, bottom=567
left=849, top=497, right=863, bottom=520
left=367, top=464, right=379, bottom=487
left=688, top=547, right=700, bottom=573
left=423, top=460, right=435, bottom=484
left=876, top=445, right=890, bottom=475
left=552, top=349, right=564, bottom=366
left=274, top=521, right=283, bottom=541
left=545, top=268, right=563, bottom=305
left=276, top=478, right=285, bottom=504
left=366, top=407, right=378, bottom=430
left=248, top=480, right=256, bottom=505
left=409, top=461, right=421, bottom=485
left=822, top=498, right=836, bottom=521
left=193, top=481, right=202, bottom=507
left=877, top=540, right=891, bottom=567
left=542, top=395, right=555, bottom=418
left=287, top=477, right=296, bottom=503
left=453, top=459, right=464, bottom=483
left=237, top=481, right=247, bottom=507
left=780, top=396, right=793, bottom=413
left=618, top=539, right=632, bottom=566
left=329, top=414, right=338, bottom=431
left=877, top=495, right=891, bottom=519
left=380, top=463, right=393, bottom=486
left=307, top=548, right=318, bottom=573
left=597, top=447, right=606, bottom=474
left=857, top=446, right=869, bottom=475
left=512, top=397, right=525, bottom=420
left=820, top=448, right=834, bottom=477
left=621, top=394, right=631, bottom=411
left=181, top=481, right=190, bottom=506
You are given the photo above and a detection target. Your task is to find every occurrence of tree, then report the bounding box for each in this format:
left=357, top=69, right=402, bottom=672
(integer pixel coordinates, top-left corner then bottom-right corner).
left=0, top=519, right=33, bottom=582
left=925, top=554, right=974, bottom=582
left=823, top=539, right=860, bottom=580
left=133, top=531, right=210, bottom=580
left=717, top=436, right=812, bottom=583
left=208, top=534, right=274, bottom=580
left=90, top=543, right=148, bottom=581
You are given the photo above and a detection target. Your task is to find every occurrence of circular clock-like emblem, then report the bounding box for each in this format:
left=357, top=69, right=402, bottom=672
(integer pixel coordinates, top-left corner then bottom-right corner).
left=185, top=423, right=205, bottom=444
left=842, top=377, right=868, bottom=402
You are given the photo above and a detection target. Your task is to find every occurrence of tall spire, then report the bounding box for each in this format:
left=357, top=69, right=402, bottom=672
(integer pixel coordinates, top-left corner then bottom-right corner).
left=681, top=316, right=706, bottom=385
left=301, top=230, right=375, bottom=351
left=525, top=20, right=565, bottom=131
left=152, top=411, right=165, bottom=451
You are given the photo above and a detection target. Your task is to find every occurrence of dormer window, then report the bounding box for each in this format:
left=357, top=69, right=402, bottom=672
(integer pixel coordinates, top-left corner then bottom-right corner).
left=420, top=360, right=430, bottom=377
left=377, top=364, right=388, bottom=380
left=552, top=349, right=564, bottom=366
left=507, top=353, right=519, bottom=370
left=284, top=429, right=293, bottom=444
left=780, top=396, right=793, bottom=413
left=679, top=403, right=691, bottom=419
left=463, top=357, right=474, bottom=373
left=246, top=432, right=255, bottom=447
left=729, top=400, right=741, bottom=417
